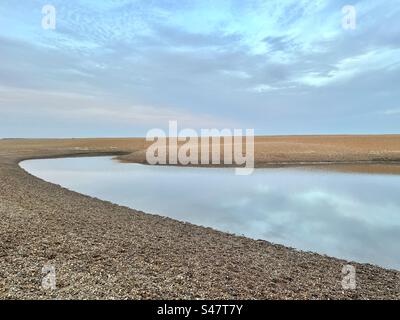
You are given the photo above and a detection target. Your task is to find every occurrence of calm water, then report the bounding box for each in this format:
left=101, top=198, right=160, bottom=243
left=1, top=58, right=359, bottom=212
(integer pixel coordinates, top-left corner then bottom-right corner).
left=21, top=157, right=400, bottom=270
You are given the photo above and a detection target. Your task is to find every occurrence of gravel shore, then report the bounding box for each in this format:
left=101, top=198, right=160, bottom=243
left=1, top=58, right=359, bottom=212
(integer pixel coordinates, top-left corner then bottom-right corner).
left=1, top=138, right=399, bottom=299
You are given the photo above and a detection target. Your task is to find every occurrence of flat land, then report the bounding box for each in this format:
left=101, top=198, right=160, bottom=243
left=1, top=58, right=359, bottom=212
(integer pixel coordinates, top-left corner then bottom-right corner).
left=0, top=135, right=400, bottom=299
left=118, top=134, right=400, bottom=173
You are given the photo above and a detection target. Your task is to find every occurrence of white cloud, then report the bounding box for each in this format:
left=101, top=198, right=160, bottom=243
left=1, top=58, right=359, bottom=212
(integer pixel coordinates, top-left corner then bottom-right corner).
left=220, top=70, right=251, bottom=79
left=0, top=86, right=232, bottom=129
left=249, top=84, right=279, bottom=93
left=382, top=108, right=400, bottom=116
left=298, top=48, right=400, bottom=87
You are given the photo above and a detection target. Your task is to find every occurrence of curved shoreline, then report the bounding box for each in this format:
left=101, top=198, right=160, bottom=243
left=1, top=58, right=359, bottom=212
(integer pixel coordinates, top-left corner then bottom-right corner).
left=1, top=138, right=400, bottom=299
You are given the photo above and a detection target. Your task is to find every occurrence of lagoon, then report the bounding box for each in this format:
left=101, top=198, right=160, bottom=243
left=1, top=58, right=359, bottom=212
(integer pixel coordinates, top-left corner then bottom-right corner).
left=21, top=156, right=400, bottom=270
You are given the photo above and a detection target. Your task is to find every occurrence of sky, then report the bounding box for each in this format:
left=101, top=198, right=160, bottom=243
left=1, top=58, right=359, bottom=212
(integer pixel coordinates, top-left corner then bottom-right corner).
left=0, top=0, right=399, bottom=138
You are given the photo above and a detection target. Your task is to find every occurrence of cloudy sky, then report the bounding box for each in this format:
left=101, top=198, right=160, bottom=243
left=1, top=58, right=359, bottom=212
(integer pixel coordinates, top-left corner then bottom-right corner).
left=1, top=0, right=399, bottom=138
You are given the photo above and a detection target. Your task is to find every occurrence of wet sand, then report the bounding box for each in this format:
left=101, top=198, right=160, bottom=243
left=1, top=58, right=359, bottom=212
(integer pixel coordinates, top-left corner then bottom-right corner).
left=1, top=136, right=400, bottom=299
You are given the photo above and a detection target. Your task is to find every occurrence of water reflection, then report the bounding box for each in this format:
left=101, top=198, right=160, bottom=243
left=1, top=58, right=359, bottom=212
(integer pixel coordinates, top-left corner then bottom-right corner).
left=21, top=157, right=400, bottom=270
